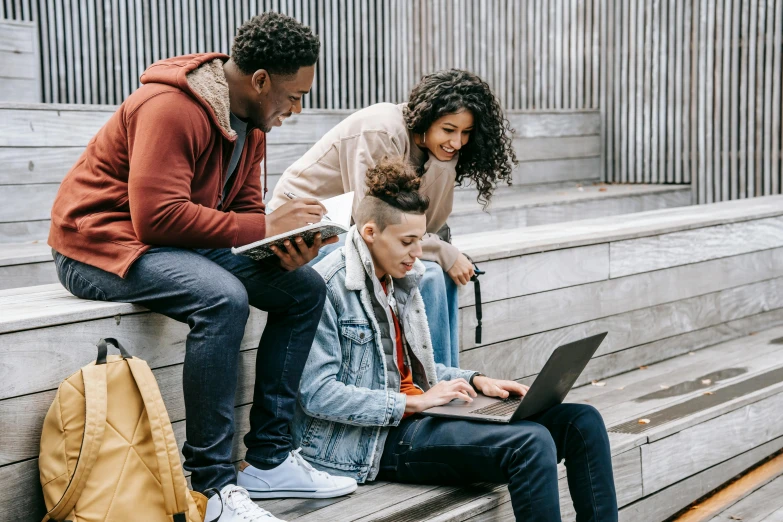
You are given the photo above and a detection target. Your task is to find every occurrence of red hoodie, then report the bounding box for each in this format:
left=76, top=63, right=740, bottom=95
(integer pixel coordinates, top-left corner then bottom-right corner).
left=48, top=53, right=268, bottom=278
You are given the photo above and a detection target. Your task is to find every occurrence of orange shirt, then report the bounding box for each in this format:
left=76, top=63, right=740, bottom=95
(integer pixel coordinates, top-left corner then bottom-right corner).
left=381, top=281, right=423, bottom=418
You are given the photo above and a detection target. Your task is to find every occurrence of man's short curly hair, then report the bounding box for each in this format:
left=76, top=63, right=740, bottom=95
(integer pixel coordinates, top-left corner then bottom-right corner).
left=232, top=12, right=320, bottom=76
left=403, top=69, right=518, bottom=209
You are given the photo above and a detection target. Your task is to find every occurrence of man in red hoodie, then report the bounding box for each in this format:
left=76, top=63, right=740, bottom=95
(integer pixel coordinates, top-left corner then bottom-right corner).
left=49, top=13, right=356, bottom=521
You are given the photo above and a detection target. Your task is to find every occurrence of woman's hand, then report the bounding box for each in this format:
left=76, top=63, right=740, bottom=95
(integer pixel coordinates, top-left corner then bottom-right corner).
left=404, top=379, right=477, bottom=413
left=447, top=253, right=475, bottom=285
left=472, top=376, right=529, bottom=399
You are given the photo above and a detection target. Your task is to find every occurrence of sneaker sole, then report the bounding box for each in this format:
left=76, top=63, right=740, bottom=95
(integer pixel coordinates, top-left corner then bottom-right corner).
left=244, top=483, right=358, bottom=500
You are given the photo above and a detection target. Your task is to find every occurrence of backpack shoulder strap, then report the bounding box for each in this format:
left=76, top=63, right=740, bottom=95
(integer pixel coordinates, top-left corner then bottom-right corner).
left=126, top=357, right=196, bottom=519
left=43, top=363, right=108, bottom=522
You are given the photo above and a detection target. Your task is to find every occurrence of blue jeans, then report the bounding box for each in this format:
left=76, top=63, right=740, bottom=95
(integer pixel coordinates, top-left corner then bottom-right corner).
left=53, top=247, right=326, bottom=492
left=419, top=260, right=460, bottom=367
left=379, top=404, right=618, bottom=522
left=311, top=235, right=461, bottom=367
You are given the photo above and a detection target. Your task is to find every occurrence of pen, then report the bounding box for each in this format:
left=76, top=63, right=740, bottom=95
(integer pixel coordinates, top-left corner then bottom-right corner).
left=285, top=191, right=331, bottom=221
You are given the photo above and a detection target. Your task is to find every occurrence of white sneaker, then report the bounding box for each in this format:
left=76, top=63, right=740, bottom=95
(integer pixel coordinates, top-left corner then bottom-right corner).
left=205, top=484, right=285, bottom=521
left=238, top=448, right=358, bottom=499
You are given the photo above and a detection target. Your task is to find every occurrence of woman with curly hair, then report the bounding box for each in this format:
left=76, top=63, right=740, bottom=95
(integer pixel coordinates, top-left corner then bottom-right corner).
left=268, top=69, right=518, bottom=367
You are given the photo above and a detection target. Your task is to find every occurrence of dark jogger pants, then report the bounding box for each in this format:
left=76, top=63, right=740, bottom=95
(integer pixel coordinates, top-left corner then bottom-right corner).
left=379, top=403, right=618, bottom=522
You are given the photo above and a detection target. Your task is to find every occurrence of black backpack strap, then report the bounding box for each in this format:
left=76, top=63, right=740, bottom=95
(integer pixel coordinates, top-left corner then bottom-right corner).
left=96, top=338, right=133, bottom=365
left=465, top=254, right=484, bottom=345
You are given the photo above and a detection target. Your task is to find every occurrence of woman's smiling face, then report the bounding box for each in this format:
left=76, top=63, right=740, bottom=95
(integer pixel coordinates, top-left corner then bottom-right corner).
left=419, top=109, right=475, bottom=161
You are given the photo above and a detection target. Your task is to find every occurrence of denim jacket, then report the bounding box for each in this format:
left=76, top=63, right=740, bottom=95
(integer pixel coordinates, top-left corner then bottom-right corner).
left=291, top=227, right=476, bottom=482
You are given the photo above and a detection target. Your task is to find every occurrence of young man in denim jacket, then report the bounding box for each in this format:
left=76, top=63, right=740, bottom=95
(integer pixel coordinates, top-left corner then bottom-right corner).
left=288, top=158, right=619, bottom=521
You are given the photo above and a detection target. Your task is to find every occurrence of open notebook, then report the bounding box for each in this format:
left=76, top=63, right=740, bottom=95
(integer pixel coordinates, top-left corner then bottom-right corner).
left=232, top=192, right=354, bottom=261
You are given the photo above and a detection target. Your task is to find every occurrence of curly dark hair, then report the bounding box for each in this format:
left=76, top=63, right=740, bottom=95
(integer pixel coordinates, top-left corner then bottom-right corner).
left=232, top=12, right=320, bottom=76
left=356, top=157, right=430, bottom=229
left=403, top=69, right=518, bottom=208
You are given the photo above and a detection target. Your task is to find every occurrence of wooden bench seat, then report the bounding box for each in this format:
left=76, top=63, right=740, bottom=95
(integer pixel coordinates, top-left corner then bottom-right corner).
left=449, top=182, right=691, bottom=234
left=1, top=196, right=781, bottom=520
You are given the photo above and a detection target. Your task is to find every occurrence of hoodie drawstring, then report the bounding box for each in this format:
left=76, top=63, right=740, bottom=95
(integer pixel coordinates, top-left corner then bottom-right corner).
left=263, top=135, right=268, bottom=199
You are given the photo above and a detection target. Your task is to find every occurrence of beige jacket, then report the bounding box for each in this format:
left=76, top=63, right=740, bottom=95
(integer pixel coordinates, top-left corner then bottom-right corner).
left=268, top=103, right=460, bottom=269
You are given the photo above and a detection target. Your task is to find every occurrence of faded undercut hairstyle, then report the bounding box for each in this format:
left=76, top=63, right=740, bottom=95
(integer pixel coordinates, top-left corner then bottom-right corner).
left=355, top=157, right=430, bottom=231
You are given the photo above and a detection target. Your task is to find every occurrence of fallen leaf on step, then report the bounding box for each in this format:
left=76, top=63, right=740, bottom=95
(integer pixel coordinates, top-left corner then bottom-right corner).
left=639, top=365, right=648, bottom=370
left=599, top=187, right=608, bottom=192
left=729, top=516, right=743, bottom=520
left=703, top=391, right=714, bottom=395
left=701, top=379, right=712, bottom=385
left=688, top=352, right=695, bottom=356
left=659, top=385, right=670, bottom=390
left=638, top=418, right=651, bottom=424
left=616, top=386, right=625, bottom=390
left=591, top=380, right=606, bottom=387
left=749, top=332, right=758, bottom=336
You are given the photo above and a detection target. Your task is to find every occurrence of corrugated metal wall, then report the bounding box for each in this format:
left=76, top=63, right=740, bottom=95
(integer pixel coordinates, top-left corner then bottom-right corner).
left=603, top=0, right=782, bottom=202
left=0, top=0, right=600, bottom=110
left=2, top=0, right=782, bottom=203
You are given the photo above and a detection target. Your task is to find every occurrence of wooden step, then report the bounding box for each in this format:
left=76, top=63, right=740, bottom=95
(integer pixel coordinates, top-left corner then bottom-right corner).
left=449, top=183, right=692, bottom=234
left=0, top=241, right=56, bottom=290
left=0, top=196, right=781, bottom=521
left=0, top=182, right=690, bottom=289
left=705, top=474, right=783, bottom=521
left=0, top=103, right=601, bottom=243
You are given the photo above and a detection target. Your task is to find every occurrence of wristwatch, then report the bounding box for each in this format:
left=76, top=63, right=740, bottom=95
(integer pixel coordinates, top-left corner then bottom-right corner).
left=469, top=372, right=484, bottom=391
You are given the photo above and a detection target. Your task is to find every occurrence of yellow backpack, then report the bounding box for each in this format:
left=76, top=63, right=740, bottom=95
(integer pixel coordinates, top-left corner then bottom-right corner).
left=38, top=338, right=208, bottom=522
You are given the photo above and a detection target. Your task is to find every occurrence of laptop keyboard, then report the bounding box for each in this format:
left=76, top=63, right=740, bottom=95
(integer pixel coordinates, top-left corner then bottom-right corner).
left=469, top=397, right=523, bottom=417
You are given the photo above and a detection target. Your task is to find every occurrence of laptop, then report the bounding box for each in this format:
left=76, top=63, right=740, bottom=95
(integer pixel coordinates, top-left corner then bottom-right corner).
left=421, top=332, right=608, bottom=423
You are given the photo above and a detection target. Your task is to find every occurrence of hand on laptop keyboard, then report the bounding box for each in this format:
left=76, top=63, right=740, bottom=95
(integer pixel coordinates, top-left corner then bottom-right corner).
left=471, top=376, right=530, bottom=399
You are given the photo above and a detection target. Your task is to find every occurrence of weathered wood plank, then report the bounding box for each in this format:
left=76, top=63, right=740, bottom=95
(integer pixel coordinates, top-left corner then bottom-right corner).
left=0, top=184, right=59, bottom=223
left=580, top=309, right=783, bottom=391
left=0, top=49, right=38, bottom=79
left=609, top=215, right=783, bottom=278
left=456, top=244, right=608, bottom=307
left=0, top=147, right=83, bottom=184
left=0, top=347, right=259, bottom=465
left=592, top=333, right=783, bottom=429
left=505, top=111, right=601, bottom=138
left=0, top=77, right=39, bottom=103
left=449, top=188, right=690, bottom=235
left=0, top=242, right=50, bottom=266
left=514, top=135, right=601, bottom=161
left=0, top=108, right=111, bottom=147
left=619, top=436, right=783, bottom=522
left=709, top=474, right=783, bottom=521
left=460, top=277, right=783, bottom=381
left=511, top=157, right=602, bottom=185
left=569, top=319, right=783, bottom=409
left=641, top=391, right=783, bottom=495
left=0, top=262, right=58, bottom=290
left=460, top=247, right=783, bottom=349
left=0, top=220, right=50, bottom=244
left=0, top=20, right=35, bottom=53
left=255, top=480, right=392, bottom=520
left=0, top=459, right=46, bottom=522
left=0, top=307, right=267, bottom=398
left=454, top=195, right=783, bottom=263
left=0, top=143, right=306, bottom=185
left=523, top=188, right=690, bottom=226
